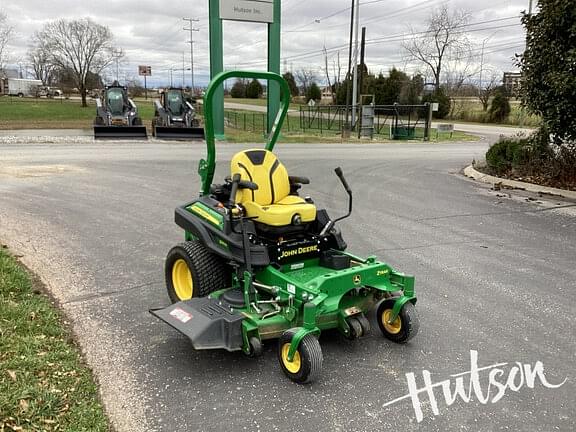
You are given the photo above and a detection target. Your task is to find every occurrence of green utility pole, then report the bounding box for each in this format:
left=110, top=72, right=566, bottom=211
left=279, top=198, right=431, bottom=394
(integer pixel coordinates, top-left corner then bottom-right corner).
left=208, top=0, right=225, bottom=139
left=267, top=0, right=281, bottom=134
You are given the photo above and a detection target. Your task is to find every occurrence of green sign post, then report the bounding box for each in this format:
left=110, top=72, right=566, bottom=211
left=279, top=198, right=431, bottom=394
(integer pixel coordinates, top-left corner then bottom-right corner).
left=208, top=0, right=281, bottom=138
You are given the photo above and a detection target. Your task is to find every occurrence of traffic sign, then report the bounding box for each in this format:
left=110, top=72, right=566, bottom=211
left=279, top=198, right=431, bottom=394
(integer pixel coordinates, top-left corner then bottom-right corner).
left=138, top=66, right=152, bottom=76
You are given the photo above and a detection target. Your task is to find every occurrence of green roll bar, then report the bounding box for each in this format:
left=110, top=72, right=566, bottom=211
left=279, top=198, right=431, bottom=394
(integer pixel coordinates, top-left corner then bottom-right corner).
left=199, top=70, right=291, bottom=196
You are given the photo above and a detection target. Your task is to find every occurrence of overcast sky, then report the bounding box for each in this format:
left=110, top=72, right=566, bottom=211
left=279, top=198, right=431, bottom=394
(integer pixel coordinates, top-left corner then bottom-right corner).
left=2, top=0, right=530, bottom=87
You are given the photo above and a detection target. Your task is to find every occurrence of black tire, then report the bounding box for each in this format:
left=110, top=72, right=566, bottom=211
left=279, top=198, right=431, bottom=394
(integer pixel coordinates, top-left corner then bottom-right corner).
left=356, top=314, right=371, bottom=336
left=376, top=299, right=419, bottom=344
left=346, top=317, right=363, bottom=340
left=277, top=328, right=323, bottom=384
left=165, top=241, right=229, bottom=303
left=17, top=93, right=23, bottom=98
left=246, top=336, right=263, bottom=358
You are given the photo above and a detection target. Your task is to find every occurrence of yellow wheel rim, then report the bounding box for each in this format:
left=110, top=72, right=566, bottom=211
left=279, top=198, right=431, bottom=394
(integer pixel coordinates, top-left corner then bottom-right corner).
left=281, top=343, right=302, bottom=374
left=382, top=309, right=402, bottom=334
left=172, top=259, right=193, bottom=300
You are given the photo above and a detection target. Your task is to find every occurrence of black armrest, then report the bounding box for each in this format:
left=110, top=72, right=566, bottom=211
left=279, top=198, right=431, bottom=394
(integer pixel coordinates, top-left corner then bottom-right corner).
left=289, top=175, right=310, bottom=185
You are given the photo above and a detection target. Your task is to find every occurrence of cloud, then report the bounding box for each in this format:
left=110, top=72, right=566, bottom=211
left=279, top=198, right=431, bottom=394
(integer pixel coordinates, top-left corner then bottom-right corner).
left=3, top=0, right=527, bottom=87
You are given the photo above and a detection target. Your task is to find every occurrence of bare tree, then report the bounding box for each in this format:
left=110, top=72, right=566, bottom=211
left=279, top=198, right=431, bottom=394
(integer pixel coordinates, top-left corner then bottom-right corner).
left=477, top=72, right=500, bottom=112
left=28, top=42, right=56, bottom=85
left=35, top=18, right=117, bottom=107
left=0, top=11, right=13, bottom=70
left=294, top=68, right=318, bottom=95
left=402, top=5, right=471, bottom=89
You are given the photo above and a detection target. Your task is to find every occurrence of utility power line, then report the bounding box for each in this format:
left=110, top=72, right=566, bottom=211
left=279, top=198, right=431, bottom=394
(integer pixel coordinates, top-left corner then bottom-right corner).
left=183, top=17, right=200, bottom=91
left=234, top=17, right=523, bottom=67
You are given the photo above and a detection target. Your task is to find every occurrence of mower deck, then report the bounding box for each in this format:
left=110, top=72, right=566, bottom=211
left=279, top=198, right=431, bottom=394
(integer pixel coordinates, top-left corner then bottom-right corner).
left=152, top=252, right=415, bottom=352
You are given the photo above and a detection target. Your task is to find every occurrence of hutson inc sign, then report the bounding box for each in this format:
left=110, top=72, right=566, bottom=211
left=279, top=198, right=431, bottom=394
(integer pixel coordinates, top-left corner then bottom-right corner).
left=220, top=0, right=274, bottom=23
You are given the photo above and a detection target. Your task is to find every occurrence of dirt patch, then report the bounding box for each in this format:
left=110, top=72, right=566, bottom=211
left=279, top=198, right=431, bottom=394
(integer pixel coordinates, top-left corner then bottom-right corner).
left=0, top=164, right=85, bottom=178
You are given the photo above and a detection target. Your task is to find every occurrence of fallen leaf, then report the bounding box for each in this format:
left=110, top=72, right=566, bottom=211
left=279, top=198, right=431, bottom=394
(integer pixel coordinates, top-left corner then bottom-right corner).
left=6, top=370, right=16, bottom=381
left=19, top=399, right=29, bottom=412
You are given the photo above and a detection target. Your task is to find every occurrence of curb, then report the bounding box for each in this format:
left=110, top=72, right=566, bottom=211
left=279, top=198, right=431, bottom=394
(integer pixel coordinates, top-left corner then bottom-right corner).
left=463, top=165, right=576, bottom=201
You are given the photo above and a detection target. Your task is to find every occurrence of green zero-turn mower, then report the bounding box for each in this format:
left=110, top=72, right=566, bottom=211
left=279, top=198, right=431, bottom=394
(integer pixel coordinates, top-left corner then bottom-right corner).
left=151, top=71, right=419, bottom=384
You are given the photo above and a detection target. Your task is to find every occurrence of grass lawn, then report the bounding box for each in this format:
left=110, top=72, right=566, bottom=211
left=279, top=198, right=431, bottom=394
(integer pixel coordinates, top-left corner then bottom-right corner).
left=0, top=246, right=109, bottom=431
left=223, top=127, right=477, bottom=144
left=0, top=96, right=156, bottom=130
left=0, top=96, right=478, bottom=142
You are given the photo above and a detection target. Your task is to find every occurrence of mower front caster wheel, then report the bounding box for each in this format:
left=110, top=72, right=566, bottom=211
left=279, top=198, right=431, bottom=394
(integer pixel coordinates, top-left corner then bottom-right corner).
left=346, top=317, right=363, bottom=339
left=278, top=329, right=323, bottom=384
left=377, top=299, right=419, bottom=344
left=346, top=314, right=371, bottom=340
left=246, top=337, right=263, bottom=358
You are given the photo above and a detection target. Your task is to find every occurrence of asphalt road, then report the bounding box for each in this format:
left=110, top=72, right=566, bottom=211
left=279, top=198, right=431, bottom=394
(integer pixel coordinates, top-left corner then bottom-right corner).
left=0, top=137, right=574, bottom=432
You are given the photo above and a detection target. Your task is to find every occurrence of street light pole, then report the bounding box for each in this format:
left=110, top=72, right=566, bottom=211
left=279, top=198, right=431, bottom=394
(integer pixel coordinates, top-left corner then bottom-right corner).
left=182, top=52, right=185, bottom=87
left=479, top=30, right=501, bottom=90
left=479, top=39, right=487, bottom=90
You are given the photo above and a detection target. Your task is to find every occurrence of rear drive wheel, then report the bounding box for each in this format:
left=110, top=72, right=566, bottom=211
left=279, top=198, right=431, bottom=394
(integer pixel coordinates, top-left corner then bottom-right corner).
left=377, top=299, right=419, bottom=343
left=165, top=241, right=228, bottom=303
left=278, top=328, right=323, bottom=384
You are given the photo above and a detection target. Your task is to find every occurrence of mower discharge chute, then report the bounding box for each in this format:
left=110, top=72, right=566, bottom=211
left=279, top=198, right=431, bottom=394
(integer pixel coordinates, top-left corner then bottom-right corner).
left=151, top=71, right=419, bottom=384
left=152, top=88, right=205, bottom=140
left=93, top=83, right=147, bottom=139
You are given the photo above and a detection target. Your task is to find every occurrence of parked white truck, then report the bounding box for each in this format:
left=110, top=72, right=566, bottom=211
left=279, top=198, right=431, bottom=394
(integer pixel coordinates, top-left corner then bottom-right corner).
left=6, top=78, right=42, bottom=97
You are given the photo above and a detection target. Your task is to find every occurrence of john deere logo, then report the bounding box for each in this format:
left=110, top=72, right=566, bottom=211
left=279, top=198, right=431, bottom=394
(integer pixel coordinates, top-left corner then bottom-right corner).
left=353, top=275, right=361, bottom=285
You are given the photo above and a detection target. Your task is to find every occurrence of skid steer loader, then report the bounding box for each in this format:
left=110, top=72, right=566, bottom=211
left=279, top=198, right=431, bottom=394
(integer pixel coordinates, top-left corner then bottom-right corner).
left=93, top=82, right=148, bottom=139
left=152, top=88, right=205, bottom=140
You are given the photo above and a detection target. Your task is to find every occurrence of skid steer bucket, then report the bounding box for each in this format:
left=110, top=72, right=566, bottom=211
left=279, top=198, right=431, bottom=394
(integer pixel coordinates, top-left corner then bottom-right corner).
left=153, top=126, right=205, bottom=140
left=94, top=126, right=148, bottom=140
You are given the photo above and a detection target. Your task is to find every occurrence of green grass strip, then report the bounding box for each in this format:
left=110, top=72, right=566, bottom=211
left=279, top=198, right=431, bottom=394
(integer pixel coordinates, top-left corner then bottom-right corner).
left=0, top=246, right=109, bottom=431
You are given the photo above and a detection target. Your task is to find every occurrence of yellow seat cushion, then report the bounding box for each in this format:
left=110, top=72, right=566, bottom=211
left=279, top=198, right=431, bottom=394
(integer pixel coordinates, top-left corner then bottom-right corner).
left=230, top=149, right=317, bottom=227
left=243, top=196, right=316, bottom=227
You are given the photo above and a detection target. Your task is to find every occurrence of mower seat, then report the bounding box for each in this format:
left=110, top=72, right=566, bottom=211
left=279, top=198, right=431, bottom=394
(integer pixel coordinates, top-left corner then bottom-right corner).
left=230, top=149, right=316, bottom=227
